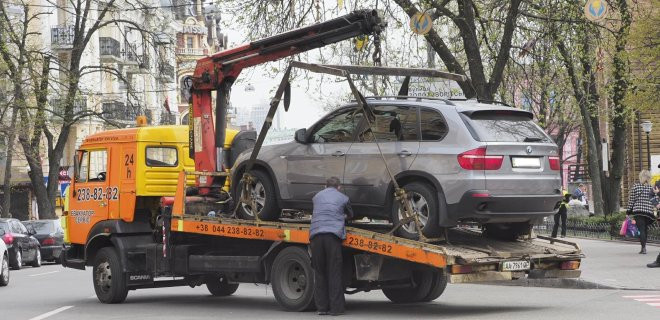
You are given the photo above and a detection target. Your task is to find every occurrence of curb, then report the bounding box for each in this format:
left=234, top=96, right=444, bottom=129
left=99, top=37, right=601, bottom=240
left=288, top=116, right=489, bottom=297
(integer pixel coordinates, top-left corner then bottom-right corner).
left=477, top=278, right=659, bottom=291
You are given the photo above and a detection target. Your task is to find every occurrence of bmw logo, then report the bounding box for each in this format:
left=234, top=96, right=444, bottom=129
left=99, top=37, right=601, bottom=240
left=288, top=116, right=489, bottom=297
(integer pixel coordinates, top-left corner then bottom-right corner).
left=526, top=146, right=533, bottom=154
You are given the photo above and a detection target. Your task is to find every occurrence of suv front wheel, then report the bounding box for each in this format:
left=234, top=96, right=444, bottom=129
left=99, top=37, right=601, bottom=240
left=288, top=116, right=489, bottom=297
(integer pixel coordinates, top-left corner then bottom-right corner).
left=391, top=182, right=442, bottom=240
left=235, top=170, right=281, bottom=221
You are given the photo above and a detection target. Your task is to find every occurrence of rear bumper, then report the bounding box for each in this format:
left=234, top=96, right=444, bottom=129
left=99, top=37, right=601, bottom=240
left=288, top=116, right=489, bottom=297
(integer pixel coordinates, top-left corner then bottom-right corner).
left=40, top=245, right=62, bottom=261
left=444, top=190, right=562, bottom=225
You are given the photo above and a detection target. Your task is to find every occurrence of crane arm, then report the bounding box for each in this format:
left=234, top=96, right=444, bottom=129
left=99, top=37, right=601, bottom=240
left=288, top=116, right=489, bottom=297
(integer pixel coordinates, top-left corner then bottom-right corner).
left=189, top=10, right=383, bottom=192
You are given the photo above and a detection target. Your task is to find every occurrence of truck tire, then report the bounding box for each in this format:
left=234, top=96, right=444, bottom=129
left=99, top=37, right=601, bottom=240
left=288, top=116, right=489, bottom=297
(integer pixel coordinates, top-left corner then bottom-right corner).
left=11, top=249, right=22, bottom=270
left=391, top=182, right=442, bottom=240
left=205, top=275, right=239, bottom=296
left=236, top=170, right=281, bottom=221
left=93, top=247, right=128, bottom=304
left=421, top=270, right=447, bottom=302
left=382, top=269, right=434, bottom=303
left=0, top=253, right=9, bottom=286
left=270, top=246, right=315, bottom=311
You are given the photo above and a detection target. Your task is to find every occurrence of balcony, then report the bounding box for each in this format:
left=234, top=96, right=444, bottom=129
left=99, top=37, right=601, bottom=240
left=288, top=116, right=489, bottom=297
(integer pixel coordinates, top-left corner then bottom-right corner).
left=176, top=47, right=208, bottom=56
left=99, top=37, right=121, bottom=63
left=102, top=101, right=138, bottom=123
left=51, top=25, right=75, bottom=50
left=50, top=97, right=87, bottom=119
left=157, top=63, right=175, bottom=82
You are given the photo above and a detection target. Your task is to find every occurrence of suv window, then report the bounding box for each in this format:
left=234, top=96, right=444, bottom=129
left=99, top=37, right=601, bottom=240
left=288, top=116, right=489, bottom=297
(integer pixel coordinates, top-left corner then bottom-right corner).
left=356, top=105, right=418, bottom=142
left=146, top=147, right=178, bottom=167
left=420, top=108, right=448, bottom=140
left=311, top=108, right=358, bottom=143
left=463, top=111, right=550, bottom=142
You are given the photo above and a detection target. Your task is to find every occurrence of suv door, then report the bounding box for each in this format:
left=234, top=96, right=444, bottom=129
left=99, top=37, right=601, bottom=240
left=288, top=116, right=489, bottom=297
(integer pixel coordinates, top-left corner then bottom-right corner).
left=285, top=107, right=357, bottom=204
left=343, top=105, right=419, bottom=213
left=68, top=149, right=110, bottom=245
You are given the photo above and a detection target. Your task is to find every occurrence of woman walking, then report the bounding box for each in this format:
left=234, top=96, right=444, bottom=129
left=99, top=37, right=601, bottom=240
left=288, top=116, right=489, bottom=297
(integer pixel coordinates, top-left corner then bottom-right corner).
left=627, top=170, right=655, bottom=254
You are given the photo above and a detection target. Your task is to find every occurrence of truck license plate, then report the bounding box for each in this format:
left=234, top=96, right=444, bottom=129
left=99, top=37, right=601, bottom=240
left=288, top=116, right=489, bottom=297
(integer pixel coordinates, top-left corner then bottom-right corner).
left=502, top=260, right=530, bottom=271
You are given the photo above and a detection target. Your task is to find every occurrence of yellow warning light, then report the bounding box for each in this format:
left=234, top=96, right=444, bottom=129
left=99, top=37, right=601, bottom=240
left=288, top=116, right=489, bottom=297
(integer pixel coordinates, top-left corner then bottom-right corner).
left=136, top=115, right=148, bottom=127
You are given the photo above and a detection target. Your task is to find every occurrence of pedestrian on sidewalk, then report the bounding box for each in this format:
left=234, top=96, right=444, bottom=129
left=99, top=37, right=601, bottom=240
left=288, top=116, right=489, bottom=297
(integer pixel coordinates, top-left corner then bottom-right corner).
left=627, top=170, right=655, bottom=254
left=552, top=193, right=571, bottom=238
left=309, top=177, right=353, bottom=316
left=647, top=179, right=660, bottom=268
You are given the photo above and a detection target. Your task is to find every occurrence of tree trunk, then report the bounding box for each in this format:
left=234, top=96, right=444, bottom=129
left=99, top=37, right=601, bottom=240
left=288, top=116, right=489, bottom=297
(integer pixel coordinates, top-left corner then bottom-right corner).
left=1, top=106, right=18, bottom=218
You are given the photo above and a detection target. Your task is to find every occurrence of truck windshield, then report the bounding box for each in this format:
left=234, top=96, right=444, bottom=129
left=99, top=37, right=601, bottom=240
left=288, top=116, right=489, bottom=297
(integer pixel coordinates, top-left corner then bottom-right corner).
left=462, top=111, right=550, bottom=143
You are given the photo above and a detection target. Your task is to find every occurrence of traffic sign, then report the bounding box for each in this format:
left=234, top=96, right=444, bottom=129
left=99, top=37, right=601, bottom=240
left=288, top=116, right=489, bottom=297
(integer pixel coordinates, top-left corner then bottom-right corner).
left=410, top=12, right=433, bottom=35
left=584, top=0, right=608, bottom=22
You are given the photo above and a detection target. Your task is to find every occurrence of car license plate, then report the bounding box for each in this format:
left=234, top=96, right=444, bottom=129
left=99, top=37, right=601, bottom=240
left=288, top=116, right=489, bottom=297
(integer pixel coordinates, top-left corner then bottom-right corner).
left=502, top=260, right=530, bottom=271
left=511, top=157, right=541, bottom=168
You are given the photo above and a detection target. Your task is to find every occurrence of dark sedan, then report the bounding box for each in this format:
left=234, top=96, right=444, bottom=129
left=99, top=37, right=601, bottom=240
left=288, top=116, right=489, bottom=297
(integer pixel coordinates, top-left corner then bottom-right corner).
left=0, top=218, right=41, bottom=269
left=22, top=220, right=64, bottom=263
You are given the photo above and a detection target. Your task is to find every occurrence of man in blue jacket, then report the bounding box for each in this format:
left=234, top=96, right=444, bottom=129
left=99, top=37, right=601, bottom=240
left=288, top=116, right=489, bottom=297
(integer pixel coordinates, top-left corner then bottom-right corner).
left=310, top=177, right=353, bottom=315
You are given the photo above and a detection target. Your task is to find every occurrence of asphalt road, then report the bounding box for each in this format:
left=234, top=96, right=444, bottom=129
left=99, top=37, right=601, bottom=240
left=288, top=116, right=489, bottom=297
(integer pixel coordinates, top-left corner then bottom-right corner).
left=1, top=262, right=658, bottom=320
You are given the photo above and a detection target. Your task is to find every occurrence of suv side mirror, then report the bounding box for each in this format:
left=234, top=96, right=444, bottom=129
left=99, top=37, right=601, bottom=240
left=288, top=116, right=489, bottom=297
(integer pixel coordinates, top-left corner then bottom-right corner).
left=294, top=128, right=307, bottom=144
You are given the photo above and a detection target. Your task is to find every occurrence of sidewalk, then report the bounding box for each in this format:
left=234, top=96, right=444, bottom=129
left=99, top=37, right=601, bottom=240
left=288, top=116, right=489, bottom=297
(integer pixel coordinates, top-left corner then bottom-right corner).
left=571, top=237, right=660, bottom=290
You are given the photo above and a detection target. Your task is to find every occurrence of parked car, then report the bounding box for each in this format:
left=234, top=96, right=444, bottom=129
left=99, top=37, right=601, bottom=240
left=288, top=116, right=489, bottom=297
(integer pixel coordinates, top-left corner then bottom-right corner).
left=0, top=218, right=41, bottom=269
left=22, top=220, right=64, bottom=263
left=231, top=98, right=562, bottom=240
left=0, top=233, right=9, bottom=286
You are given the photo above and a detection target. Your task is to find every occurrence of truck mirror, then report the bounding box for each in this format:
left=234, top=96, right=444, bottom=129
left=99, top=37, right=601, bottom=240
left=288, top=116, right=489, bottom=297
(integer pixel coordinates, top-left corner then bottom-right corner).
left=283, top=81, right=291, bottom=112
left=294, top=128, right=307, bottom=144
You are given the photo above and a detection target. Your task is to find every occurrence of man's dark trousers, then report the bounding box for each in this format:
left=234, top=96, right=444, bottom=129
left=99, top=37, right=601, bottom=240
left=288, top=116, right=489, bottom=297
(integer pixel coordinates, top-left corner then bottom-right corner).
left=311, top=233, right=344, bottom=314
left=551, top=210, right=567, bottom=238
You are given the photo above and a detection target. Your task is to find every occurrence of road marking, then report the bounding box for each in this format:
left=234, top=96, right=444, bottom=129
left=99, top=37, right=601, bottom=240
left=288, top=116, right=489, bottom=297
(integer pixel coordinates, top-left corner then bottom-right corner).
left=622, top=294, right=660, bottom=308
left=28, top=271, right=60, bottom=277
left=29, top=306, right=73, bottom=320
left=648, top=303, right=660, bottom=307
left=622, top=294, right=660, bottom=298
left=634, top=298, right=660, bottom=302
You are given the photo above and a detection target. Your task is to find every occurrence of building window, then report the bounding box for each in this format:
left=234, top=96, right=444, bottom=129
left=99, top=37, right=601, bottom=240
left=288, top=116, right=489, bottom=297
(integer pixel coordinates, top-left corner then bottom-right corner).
left=187, top=36, right=193, bottom=48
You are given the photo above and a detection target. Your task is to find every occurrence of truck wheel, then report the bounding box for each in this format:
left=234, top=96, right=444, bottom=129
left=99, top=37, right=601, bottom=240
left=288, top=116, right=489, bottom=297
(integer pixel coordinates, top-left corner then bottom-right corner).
left=0, top=253, right=9, bottom=286
left=391, top=182, right=441, bottom=240
left=205, top=275, right=239, bottom=296
left=270, top=246, right=315, bottom=311
left=11, top=249, right=22, bottom=270
left=93, top=247, right=128, bottom=304
left=236, top=170, right=281, bottom=221
left=382, top=269, right=434, bottom=303
left=484, top=222, right=531, bottom=241
left=31, top=249, right=41, bottom=268
left=421, top=270, right=447, bottom=302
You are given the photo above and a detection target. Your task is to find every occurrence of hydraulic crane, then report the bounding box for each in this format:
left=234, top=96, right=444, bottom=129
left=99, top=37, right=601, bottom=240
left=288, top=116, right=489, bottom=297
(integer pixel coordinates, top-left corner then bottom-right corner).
left=188, top=10, right=383, bottom=194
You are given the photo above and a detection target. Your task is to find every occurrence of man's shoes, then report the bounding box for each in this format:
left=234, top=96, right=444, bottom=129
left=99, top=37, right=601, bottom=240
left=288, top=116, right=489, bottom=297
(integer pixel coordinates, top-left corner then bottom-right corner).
left=647, top=261, right=660, bottom=268
left=560, top=235, right=565, bottom=238
left=640, top=248, right=647, bottom=254
left=317, top=311, right=328, bottom=316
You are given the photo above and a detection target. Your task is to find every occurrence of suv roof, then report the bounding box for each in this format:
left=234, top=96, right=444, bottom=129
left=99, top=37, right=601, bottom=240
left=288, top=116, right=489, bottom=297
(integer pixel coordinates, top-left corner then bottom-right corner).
left=357, top=96, right=533, bottom=117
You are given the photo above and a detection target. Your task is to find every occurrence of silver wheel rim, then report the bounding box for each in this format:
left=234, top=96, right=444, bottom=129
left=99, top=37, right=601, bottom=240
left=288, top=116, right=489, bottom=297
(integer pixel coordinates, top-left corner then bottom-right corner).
left=36, top=250, right=41, bottom=265
left=2, top=257, right=8, bottom=282
left=397, top=191, right=430, bottom=234
left=280, top=260, right=307, bottom=300
left=241, top=181, right=266, bottom=217
left=16, top=251, right=21, bottom=266
left=95, top=261, right=112, bottom=293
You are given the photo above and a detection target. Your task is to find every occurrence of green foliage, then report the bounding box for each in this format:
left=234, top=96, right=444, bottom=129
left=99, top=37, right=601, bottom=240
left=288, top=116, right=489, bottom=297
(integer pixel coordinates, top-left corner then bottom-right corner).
left=567, top=211, right=627, bottom=225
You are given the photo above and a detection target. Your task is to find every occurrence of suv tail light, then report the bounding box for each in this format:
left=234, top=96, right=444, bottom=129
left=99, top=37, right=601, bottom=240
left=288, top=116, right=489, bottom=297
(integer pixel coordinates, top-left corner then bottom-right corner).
left=42, top=237, right=55, bottom=245
left=548, top=156, right=560, bottom=171
left=2, top=233, right=13, bottom=245
left=457, top=147, right=503, bottom=170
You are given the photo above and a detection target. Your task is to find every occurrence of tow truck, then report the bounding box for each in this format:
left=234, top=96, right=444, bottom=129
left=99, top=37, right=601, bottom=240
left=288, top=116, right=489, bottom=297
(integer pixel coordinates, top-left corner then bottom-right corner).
left=61, top=10, right=583, bottom=311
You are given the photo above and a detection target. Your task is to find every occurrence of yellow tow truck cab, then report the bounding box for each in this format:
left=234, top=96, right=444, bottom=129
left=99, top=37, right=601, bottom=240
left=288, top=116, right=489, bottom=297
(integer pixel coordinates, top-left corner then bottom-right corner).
left=63, top=125, right=240, bottom=246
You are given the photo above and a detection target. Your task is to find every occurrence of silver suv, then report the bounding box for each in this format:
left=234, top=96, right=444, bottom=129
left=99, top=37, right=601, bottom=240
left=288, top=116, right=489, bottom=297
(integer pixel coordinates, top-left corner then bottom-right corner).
left=231, top=98, right=562, bottom=239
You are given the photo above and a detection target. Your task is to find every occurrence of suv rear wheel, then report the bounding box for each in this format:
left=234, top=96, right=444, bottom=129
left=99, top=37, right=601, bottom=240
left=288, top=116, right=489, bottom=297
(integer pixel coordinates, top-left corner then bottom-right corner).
left=391, top=182, right=441, bottom=240
left=236, top=170, right=281, bottom=221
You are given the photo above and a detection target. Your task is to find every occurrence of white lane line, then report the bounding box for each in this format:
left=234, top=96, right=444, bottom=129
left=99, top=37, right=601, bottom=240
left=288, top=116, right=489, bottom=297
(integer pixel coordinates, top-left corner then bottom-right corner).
left=28, top=306, right=74, bottom=320
left=28, top=271, right=60, bottom=277
left=623, top=295, right=660, bottom=298
left=647, top=303, right=660, bottom=307
left=634, top=298, right=660, bottom=302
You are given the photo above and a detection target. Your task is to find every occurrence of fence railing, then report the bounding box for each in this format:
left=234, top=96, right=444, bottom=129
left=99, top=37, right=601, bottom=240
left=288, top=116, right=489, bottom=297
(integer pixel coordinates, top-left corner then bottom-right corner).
left=534, top=219, right=660, bottom=243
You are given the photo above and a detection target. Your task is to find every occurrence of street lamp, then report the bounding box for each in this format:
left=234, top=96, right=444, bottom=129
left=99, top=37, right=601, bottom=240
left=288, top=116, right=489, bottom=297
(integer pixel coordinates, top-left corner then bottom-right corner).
left=641, top=120, right=652, bottom=170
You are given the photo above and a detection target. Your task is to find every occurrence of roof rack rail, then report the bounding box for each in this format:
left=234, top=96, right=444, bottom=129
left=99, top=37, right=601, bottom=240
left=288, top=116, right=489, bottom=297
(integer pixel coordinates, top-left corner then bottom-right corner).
left=363, top=96, right=456, bottom=106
